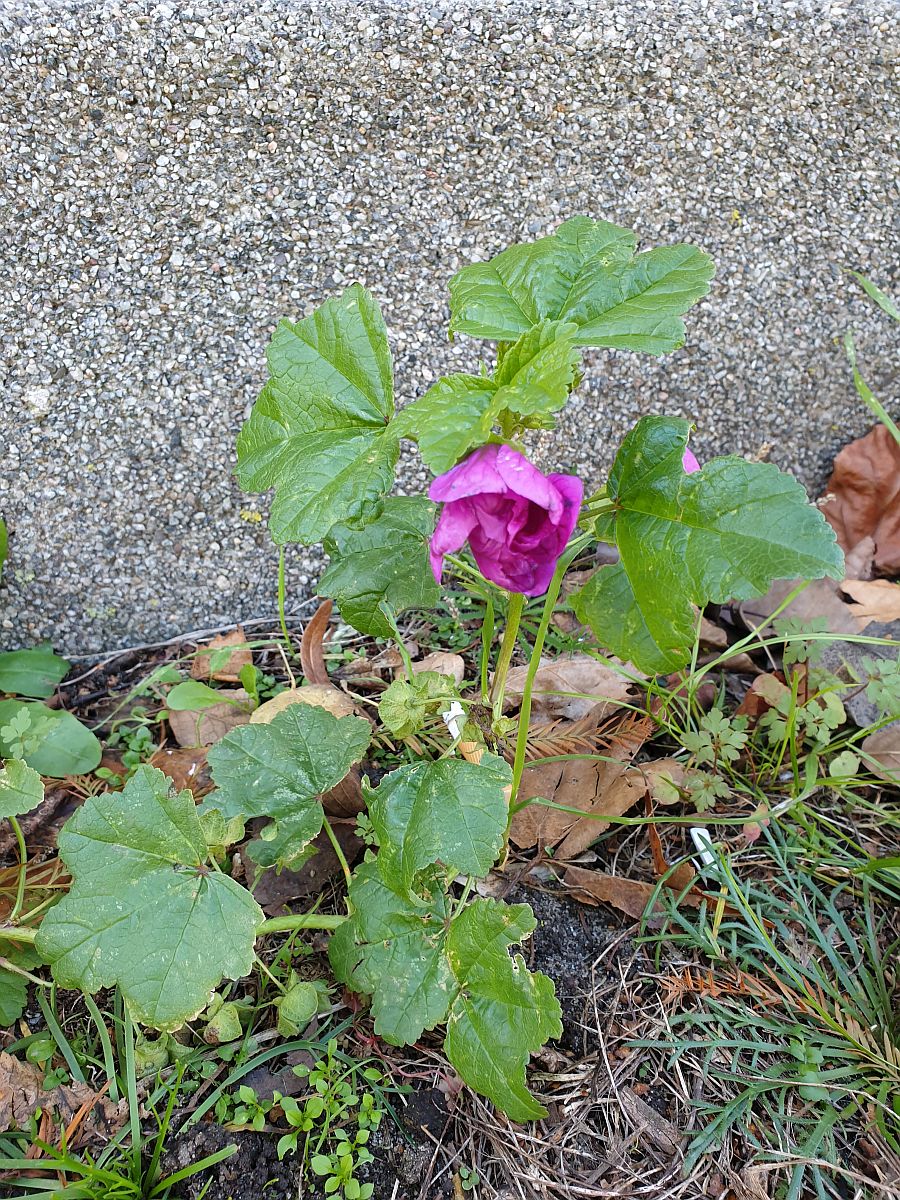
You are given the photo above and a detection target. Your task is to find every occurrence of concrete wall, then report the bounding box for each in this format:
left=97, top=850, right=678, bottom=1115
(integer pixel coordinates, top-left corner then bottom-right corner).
left=1, top=0, right=897, bottom=653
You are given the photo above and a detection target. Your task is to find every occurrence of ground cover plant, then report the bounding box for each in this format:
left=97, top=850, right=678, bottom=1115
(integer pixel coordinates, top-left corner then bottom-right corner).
left=0, top=219, right=898, bottom=1199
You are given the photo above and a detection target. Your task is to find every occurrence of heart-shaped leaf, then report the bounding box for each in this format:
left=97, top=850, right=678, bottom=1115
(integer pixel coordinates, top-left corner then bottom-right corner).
left=36, top=766, right=262, bottom=1030
left=237, top=284, right=398, bottom=545
left=205, top=705, right=371, bottom=869
left=0, top=757, right=44, bottom=819
left=573, top=417, right=845, bottom=672
left=319, top=497, right=439, bottom=637
left=366, top=754, right=511, bottom=892
left=0, top=646, right=69, bottom=699
left=449, top=216, right=714, bottom=354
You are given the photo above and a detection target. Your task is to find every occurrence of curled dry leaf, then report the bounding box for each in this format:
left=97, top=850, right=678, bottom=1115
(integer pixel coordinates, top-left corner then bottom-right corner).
left=247, top=823, right=364, bottom=916
left=736, top=673, right=790, bottom=720
left=861, top=723, right=900, bottom=786
left=821, top=424, right=900, bottom=577
left=250, top=684, right=357, bottom=724
left=415, top=651, right=466, bottom=687
left=563, top=866, right=704, bottom=920
left=190, top=627, right=252, bottom=683
left=167, top=689, right=253, bottom=748
left=503, top=654, right=637, bottom=721
left=840, top=579, right=900, bottom=624
left=0, top=1051, right=127, bottom=1145
left=300, top=599, right=333, bottom=684
left=740, top=578, right=866, bottom=637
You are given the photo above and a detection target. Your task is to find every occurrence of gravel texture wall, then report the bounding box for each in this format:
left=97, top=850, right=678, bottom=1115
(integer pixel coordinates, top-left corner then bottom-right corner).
left=1, top=0, right=898, bottom=654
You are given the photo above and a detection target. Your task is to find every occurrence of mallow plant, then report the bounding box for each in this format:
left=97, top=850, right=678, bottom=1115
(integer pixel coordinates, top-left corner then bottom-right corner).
left=0, top=217, right=844, bottom=1122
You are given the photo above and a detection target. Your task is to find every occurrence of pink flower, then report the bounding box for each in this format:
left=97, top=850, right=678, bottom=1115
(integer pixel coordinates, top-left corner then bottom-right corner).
left=682, top=448, right=701, bottom=474
left=429, top=444, right=582, bottom=596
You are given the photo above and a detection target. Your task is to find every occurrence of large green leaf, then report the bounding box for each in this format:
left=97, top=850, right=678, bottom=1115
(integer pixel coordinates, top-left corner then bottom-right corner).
left=0, top=645, right=69, bottom=699
left=366, top=754, right=511, bottom=892
left=36, top=766, right=262, bottom=1030
left=205, top=705, right=371, bottom=869
left=449, top=216, right=714, bottom=354
left=329, top=861, right=454, bottom=1045
left=444, top=899, right=562, bottom=1121
left=573, top=417, right=845, bottom=672
left=0, top=945, right=44, bottom=1025
left=0, top=700, right=102, bottom=778
left=236, top=284, right=398, bottom=545
left=0, top=757, right=44, bottom=819
left=394, top=374, right=497, bottom=474
left=332, top=881, right=560, bottom=1121
left=319, top=497, right=439, bottom=637
left=492, top=320, right=581, bottom=416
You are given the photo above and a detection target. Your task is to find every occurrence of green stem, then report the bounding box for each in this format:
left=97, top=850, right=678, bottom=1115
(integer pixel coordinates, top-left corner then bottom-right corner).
left=489, top=592, right=525, bottom=718
left=321, top=815, right=353, bottom=888
left=257, top=913, right=346, bottom=936
left=277, top=546, right=292, bottom=652
left=8, top=817, right=28, bottom=924
left=507, top=537, right=590, bottom=821
left=0, top=924, right=37, bottom=944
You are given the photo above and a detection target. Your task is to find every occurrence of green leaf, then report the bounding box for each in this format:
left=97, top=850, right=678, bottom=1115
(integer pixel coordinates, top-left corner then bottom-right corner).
left=0, top=945, right=44, bottom=1026
left=0, top=700, right=102, bottom=778
left=377, top=671, right=454, bottom=739
left=320, top=498, right=439, bottom=637
left=236, top=285, right=398, bottom=545
left=449, top=216, right=714, bottom=354
left=847, top=270, right=900, bottom=322
left=366, top=754, right=511, bottom=892
left=492, top=320, right=581, bottom=416
left=0, top=757, right=44, bottom=819
left=36, top=766, right=262, bottom=1030
left=333, top=879, right=560, bottom=1120
left=166, top=681, right=240, bottom=711
left=573, top=416, right=844, bottom=673
left=205, top=705, right=371, bottom=869
left=394, top=374, right=497, bottom=473
left=0, top=645, right=70, bottom=699
left=444, top=899, right=562, bottom=1121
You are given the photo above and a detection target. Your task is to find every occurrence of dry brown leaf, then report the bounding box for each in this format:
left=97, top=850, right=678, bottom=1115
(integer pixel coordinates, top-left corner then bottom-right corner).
left=736, top=673, right=790, bottom=720
left=563, top=866, right=704, bottom=920
left=191, top=627, right=252, bottom=683
left=740, top=578, right=866, bottom=637
left=250, top=684, right=356, bottom=724
left=301, top=599, right=333, bottom=684
left=247, top=824, right=363, bottom=915
left=415, top=651, right=465, bottom=686
left=699, top=615, right=728, bottom=649
left=821, top=424, right=900, bottom=577
left=619, top=1086, right=684, bottom=1153
left=862, top=723, right=900, bottom=786
left=149, top=746, right=210, bottom=795
left=507, top=760, right=565, bottom=849
left=840, top=579, right=900, bottom=623
left=503, top=654, right=637, bottom=721
left=0, top=1052, right=127, bottom=1145
left=167, top=688, right=253, bottom=747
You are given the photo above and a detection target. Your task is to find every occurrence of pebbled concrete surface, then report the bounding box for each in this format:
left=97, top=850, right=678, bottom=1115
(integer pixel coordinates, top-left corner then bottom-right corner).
left=0, top=0, right=898, bottom=654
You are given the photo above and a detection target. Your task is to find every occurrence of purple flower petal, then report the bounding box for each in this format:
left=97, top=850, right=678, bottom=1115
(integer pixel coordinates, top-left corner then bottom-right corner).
left=682, top=448, right=701, bottom=474
left=429, top=499, right=479, bottom=584
left=428, top=444, right=506, bottom=503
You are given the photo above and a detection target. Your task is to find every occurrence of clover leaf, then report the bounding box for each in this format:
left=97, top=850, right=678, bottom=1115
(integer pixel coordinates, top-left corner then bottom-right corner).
left=36, top=766, right=262, bottom=1030
left=449, top=216, right=714, bottom=354
left=320, top=497, right=439, bottom=637
left=236, top=284, right=398, bottom=545
left=574, top=417, right=844, bottom=673
left=332, top=876, right=560, bottom=1121
left=366, top=754, right=511, bottom=892
left=0, top=757, right=44, bottom=819
left=205, top=704, right=371, bottom=869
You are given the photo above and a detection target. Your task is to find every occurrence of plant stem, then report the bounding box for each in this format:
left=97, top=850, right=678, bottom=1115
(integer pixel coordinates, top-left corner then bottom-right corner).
left=257, top=913, right=346, bottom=936
left=0, top=924, right=37, bottom=944
left=507, top=537, right=590, bottom=821
left=321, top=815, right=353, bottom=887
left=8, top=817, right=28, bottom=924
left=489, top=592, right=525, bottom=718
left=277, top=545, right=292, bottom=652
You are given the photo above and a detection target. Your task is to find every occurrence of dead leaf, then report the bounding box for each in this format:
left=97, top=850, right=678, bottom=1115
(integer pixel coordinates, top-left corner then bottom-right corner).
left=862, top=723, right=900, bottom=786
left=563, top=867, right=704, bottom=920
left=149, top=746, right=210, bottom=795
left=247, top=824, right=363, bottom=915
left=736, top=673, right=790, bottom=720
left=167, top=688, right=253, bottom=747
left=738, top=1164, right=773, bottom=1200
left=250, top=684, right=356, bottom=724
left=415, top=652, right=465, bottom=687
left=740, top=578, right=866, bottom=637
left=0, top=1052, right=127, bottom=1145
left=646, top=793, right=696, bottom=891
left=840, top=579, right=900, bottom=623
left=821, top=424, right=900, bottom=576
left=301, top=600, right=333, bottom=684
left=503, top=654, right=637, bottom=721
left=322, top=767, right=366, bottom=818
left=0, top=1052, right=43, bottom=1132
left=619, top=1086, right=683, bottom=1152
left=699, top=615, right=728, bottom=649
left=507, top=760, right=564, bottom=849
left=191, top=627, right=252, bottom=683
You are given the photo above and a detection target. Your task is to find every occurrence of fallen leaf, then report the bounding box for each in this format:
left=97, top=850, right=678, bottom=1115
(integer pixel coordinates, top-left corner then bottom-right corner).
left=736, top=673, right=790, bottom=720
left=619, top=1086, right=683, bottom=1153
left=149, top=746, right=210, bottom=795
left=191, top=628, right=252, bottom=683
left=300, top=600, right=333, bottom=684
left=503, top=654, right=637, bottom=721
left=821, top=424, right=900, bottom=577
left=415, top=651, right=465, bottom=687
left=250, top=684, right=356, bottom=724
left=699, top=615, right=728, bottom=649
left=563, top=867, right=704, bottom=920
left=167, top=688, right=253, bottom=747
left=0, top=1052, right=127, bottom=1145
left=247, top=824, right=363, bottom=916
left=740, top=578, right=866, bottom=637
left=840, top=579, right=900, bottom=623
left=862, top=723, right=900, bottom=786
